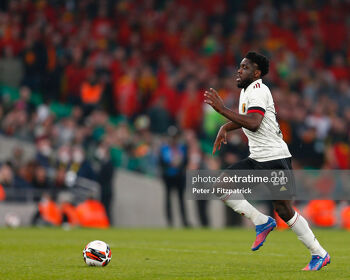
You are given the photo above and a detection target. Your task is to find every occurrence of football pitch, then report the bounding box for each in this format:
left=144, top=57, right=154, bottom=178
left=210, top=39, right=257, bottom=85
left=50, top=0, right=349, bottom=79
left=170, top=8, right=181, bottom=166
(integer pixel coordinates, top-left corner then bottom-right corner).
left=0, top=227, right=348, bottom=280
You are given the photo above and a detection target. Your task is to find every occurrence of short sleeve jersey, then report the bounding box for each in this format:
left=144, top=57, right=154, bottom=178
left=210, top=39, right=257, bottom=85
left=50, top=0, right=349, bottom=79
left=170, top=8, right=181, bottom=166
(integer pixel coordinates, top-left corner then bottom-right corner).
left=238, top=79, right=291, bottom=162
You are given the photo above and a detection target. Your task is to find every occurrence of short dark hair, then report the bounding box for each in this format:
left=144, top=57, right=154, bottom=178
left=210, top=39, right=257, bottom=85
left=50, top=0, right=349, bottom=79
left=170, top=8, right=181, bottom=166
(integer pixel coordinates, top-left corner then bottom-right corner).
left=245, top=52, right=269, bottom=77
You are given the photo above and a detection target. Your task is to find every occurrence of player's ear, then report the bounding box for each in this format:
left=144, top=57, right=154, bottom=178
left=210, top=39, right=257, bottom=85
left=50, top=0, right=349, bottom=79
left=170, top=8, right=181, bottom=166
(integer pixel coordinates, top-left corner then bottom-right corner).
left=254, top=69, right=261, bottom=79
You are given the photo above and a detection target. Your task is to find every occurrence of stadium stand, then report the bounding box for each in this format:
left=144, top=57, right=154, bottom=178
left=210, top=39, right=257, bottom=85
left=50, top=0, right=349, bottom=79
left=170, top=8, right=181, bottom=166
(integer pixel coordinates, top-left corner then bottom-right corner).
left=0, top=0, right=350, bottom=228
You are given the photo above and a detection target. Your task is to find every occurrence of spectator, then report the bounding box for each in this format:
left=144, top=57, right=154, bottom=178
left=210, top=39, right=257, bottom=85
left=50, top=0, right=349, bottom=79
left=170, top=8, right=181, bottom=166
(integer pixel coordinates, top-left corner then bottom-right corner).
left=10, top=146, right=24, bottom=173
left=64, top=48, right=89, bottom=105
left=80, top=72, right=104, bottom=116
left=178, top=79, right=204, bottom=132
left=159, top=126, right=189, bottom=227
left=0, top=161, right=14, bottom=187
left=147, top=96, right=172, bottom=134
left=0, top=46, right=23, bottom=88
left=35, top=138, right=53, bottom=168
left=68, top=145, right=95, bottom=181
left=185, top=130, right=210, bottom=227
left=32, top=193, right=62, bottom=226
left=76, top=197, right=110, bottom=228
left=93, top=142, right=115, bottom=222
left=113, top=69, right=139, bottom=118
left=32, top=165, right=49, bottom=190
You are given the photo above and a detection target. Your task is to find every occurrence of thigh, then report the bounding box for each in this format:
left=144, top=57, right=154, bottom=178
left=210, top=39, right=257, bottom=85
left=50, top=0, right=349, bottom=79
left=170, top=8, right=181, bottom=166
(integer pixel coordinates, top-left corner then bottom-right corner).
left=258, top=158, right=296, bottom=200
left=226, top=157, right=256, bottom=170
left=223, top=158, right=262, bottom=192
left=252, top=157, right=292, bottom=170
left=163, top=176, right=173, bottom=190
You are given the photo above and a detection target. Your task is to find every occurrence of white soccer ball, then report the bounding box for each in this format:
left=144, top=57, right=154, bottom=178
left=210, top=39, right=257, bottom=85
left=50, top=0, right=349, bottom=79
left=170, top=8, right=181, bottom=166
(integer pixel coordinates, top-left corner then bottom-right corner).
left=5, top=212, right=21, bottom=228
left=83, top=240, right=112, bottom=267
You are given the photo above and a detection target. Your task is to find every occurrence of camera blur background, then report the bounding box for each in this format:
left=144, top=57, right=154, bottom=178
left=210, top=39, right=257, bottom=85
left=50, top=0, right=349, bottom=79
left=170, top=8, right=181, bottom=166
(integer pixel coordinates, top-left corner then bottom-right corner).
left=0, top=0, right=350, bottom=230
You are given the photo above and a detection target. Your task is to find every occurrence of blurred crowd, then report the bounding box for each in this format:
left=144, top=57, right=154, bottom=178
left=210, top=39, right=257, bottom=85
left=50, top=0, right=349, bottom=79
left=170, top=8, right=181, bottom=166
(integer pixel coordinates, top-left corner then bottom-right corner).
left=0, top=0, right=350, bottom=226
left=0, top=0, right=349, bottom=169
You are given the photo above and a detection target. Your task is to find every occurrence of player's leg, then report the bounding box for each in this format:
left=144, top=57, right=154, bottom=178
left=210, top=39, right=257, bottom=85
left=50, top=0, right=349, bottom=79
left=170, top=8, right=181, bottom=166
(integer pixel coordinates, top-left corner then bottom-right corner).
left=163, top=176, right=173, bottom=226
left=223, top=197, right=270, bottom=225
left=223, top=158, right=269, bottom=226
left=222, top=158, right=276, bottom=251
left=265, top=157, right=330, bottom=270
left=272, top=200, right=294, bottom=221
left=223, top=194, right=276, bottom=251
left=177, top=175, right=189, bottom=227
left=273, top=199, right=330, bottom=270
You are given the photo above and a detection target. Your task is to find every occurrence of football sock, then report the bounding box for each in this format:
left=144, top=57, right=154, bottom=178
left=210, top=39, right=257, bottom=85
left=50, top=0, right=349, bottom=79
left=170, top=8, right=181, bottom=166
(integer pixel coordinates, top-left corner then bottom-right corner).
left=287, top=211, right=327, bottom=257
left=224, top=199, right=269, bottom=226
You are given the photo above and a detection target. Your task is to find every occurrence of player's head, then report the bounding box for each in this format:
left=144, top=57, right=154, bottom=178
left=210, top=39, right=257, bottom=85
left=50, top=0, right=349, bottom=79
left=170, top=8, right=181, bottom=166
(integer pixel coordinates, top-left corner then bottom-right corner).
left=236, top=52, right=269, bottom=89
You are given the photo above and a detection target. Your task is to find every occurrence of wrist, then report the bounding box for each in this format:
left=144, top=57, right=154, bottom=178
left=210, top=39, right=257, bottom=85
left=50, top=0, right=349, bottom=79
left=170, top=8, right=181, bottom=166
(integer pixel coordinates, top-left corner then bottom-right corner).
left=218, top=105, right=226, bottom=115
left=221, top=123, right=229, bottom=131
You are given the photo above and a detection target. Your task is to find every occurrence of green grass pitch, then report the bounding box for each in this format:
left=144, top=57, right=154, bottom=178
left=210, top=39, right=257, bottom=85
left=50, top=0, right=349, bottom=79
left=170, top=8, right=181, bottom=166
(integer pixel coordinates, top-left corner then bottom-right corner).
left=0, top=227, right=349, bottom=280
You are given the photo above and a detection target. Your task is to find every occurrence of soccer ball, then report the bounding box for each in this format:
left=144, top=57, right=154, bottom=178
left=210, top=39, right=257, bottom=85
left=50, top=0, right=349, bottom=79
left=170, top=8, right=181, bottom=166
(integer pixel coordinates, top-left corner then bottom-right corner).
left=5, top=212, right=21, bottom=228
left=83, top=240, right=112, bottom=267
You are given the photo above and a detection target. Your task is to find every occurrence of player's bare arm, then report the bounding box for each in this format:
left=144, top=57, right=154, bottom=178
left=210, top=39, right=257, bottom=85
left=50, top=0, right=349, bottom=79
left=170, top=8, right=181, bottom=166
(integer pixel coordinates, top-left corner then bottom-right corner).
left=212, top=122, right=242, bottom=154
left=221, top=121, right=242, bottom=132
left=204, top=88, right=263, bottom=132
left=212, top=125, right=227, bottom=155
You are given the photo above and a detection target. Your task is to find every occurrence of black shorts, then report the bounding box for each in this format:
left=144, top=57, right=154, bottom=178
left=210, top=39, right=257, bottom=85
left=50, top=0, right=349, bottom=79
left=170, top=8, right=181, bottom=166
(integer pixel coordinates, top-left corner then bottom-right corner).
left=226, top=157, right=295, bottom=200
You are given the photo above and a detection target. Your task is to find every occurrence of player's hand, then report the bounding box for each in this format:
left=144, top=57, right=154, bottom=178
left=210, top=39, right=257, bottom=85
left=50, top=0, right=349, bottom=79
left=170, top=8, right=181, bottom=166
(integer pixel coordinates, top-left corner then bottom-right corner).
left=204, top=88, right=225, bottom=113
left=212, top=125, right=227, bottom=155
